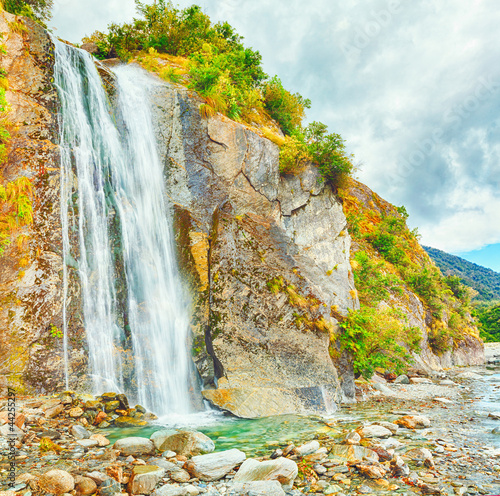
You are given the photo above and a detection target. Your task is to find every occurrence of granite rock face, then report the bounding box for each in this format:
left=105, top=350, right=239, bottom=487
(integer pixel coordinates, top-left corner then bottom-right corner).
left=0, top=13, right=86, bottom=394
left=147, top=71, right=359, bottom=415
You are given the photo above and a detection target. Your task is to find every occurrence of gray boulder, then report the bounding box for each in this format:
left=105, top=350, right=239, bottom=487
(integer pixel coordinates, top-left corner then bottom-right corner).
left=185, top=448, right=246, bottom=481
left=228, top=481, right=286, bottom=495
left=114, top=437, right=155, bottom=456
left=234, top=457, right=298, bottom=487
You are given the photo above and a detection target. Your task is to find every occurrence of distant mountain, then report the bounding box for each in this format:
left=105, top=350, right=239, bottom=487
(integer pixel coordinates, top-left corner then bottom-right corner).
left=423, top=246, right=500, bottom=302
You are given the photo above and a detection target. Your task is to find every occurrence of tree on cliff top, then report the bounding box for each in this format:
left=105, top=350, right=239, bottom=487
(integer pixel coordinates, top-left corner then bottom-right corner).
left=1, top=0, right=53, bottom=23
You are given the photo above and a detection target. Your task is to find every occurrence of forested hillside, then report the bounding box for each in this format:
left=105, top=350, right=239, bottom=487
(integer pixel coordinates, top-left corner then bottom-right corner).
left=424, top=245, right=500, bottom=302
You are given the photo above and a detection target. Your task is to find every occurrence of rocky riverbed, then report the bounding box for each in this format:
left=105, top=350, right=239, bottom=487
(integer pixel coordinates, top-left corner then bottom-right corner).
left=1, top=365, right=499, bottom=496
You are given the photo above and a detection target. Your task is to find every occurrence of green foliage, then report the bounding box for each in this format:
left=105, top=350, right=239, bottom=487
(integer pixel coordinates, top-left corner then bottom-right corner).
left=304, top=121, right=354, bottom=186
left=49, top=323, right=63, bottom=339
left=476, top=302, right=500, bottom=342
left=352, top=250, right=402, bottom=306
left=424, top=245, right=500, bottom=302
left=339, top=307, right=421, bottom=379
left=263, top=76, right=310, bottom=135
left=2, top=0, right=53, bottom=23
left=278, top=136, right=311, bottom=175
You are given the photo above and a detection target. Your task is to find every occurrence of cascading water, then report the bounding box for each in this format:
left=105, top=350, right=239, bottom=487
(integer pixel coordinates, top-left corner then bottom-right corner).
left=53, top=39, right=194, bottom=415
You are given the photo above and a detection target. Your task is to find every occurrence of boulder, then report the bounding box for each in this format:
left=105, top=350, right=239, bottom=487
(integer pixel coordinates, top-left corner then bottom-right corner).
left=81, top=42, right=99, bottom=55
left=44, top=403, right=64, bottom=419
left=395, top=415, right=431, bottom=429
left=150, top=459, right=191, bottom=483
left=228, top=481, right=286, bottom=495
left=488, top=412, right=500, bottom=420
left=115, top=416, right=148, bottom=428
left=85, top=471, right=109, bottom=485
left=328, top=445, right=379, bottom=463
left=394, top=375, right=410, bottom=384
left=184, top=448, right=246, bottom=481
left=152, top=486, right=187, bottom=496
left=294, top=440, right=320, bottom=456
left=74, top=476, right=97, bottom=496
left=38, top=470, right=75, bottom=495
left=371, top=421, right=399, bottom=435
left=152, top=430, right=215, bottom=456
left=71, top=424, right=90, bottom=440
left=356, top=424, right=392, bottom=439
left=0, top=424, right=24, bottom=441
left=90, top=434, right=110, bottom=446
left=114, top=437, right=156, bottom=456
left=390, top=455, right=410, bottom=477
left=405, top=447, right=434, bottom=467
left=69, top=407, right=84, bottom=418
left=409, top=377, right=432, bottom=384
left=234, top=457, right=298, bottom=487
left=99, top=478, right=122, bottom=496
left=355, top=463, right=387, bottom=479
left=39, top=429, right=61, bottom=440
left=128, top=465, right=166, bottom=495
left=343, top=431, right=361, bottom=445
left=77, top=439, right=99, bottom=449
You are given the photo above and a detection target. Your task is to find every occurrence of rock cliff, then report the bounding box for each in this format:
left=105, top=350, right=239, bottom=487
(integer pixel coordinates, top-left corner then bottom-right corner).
left=0, top=17, right=484, bottom=414
left=0, top=13, right=86, bottom=395
left=144, top=77, right=359, bottom=416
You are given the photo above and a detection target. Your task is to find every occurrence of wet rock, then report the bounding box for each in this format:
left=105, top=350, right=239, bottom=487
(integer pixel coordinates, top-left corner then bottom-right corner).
left=228, top=481, right=286, bottom=495
left=115, top=416, right=148, bottom=428
left=39, top=429, right=61, bottom=440
left=271, top=448, right=283, bottom=459
left=394, top=374, right=410, bottom=384
left=420, top=483, right=444, bottom=494
left=99, top=478, right=123, bottom=496
left=294, top=440, right=320, bottom=456
left=152, top=430, right=215, bottom=456
left=371, top=421, right=399, bottom=435
left=104, top=401, right=121, bottom=413
left=234, top=457, right=298, bottom=487
left=313, top=464, right=327, bottom=475
left=343, top=431, right=361, bottom=445
left=390, top=456, right=410, bottom=477
left=71, top=424, right=90, bottom=440
left=488, top=412, right=500, bottom=420
left=492, top=426, right=500, bottom=434
left=38, top=469, right=75, bottom=495
left=114, top=437, right=156, bottom=457
left=376, top=437, right=405, bottom=450
left=85, top=471, right=109, bottom=485
left=128, top=465, right=166, bottom=495
left=329, top=445, right=379, bottom=463
left=185, top=448, right=246, bottom=481
left=150, top=459, right=191, bottom=483
left=395, top=415, right=431, bottom=429
left=356, top=424, right=392, bottom=439
left=74, top=476, right=97, bottom=496
left=69, top=407, right=84, bottom=418
left=405, top=447, right=434, bottom=467
left=355, top=463, right=387, bottom=479
left=44, top=403, right=64, bottom=419
left=106, top=465, right=125, bottom=483
left=94, top=411, right=108, bottom=425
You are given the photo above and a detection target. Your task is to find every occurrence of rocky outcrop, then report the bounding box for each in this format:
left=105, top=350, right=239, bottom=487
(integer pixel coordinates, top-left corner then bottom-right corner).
left=144, top=70, right=358, bottom=416
left=0, top=13, right=86, bottom=394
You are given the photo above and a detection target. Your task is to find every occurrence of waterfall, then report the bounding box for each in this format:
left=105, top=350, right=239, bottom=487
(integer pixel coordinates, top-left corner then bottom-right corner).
left=53, top=39, right=194, bottom=415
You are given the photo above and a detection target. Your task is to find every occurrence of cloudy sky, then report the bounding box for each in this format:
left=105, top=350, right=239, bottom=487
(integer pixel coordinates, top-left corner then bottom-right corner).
left=51, top=0, right=500, bottom=271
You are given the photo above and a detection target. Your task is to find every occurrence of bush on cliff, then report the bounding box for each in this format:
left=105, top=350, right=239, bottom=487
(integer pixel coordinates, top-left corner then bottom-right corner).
left=82, top=2, right=354, bottom=187
left=338, top=306, right=421, bottom=379
left=1, top=0, right=53, bottom=23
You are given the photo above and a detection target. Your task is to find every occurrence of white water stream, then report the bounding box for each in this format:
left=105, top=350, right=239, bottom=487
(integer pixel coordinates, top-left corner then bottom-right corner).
left=53, top=40, right=193, bottom=415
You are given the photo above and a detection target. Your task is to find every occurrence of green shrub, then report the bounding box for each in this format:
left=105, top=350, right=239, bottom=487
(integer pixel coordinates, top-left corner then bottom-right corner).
left=2, top=0, right=52, bottom=23
left=263, top=76, right=310, bottom=135
left=339, top=306, right=421, bottom=379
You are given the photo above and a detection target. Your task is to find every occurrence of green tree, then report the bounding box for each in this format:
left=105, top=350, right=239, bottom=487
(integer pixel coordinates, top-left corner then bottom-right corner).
left=2, top=0, right=53, bottom=23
